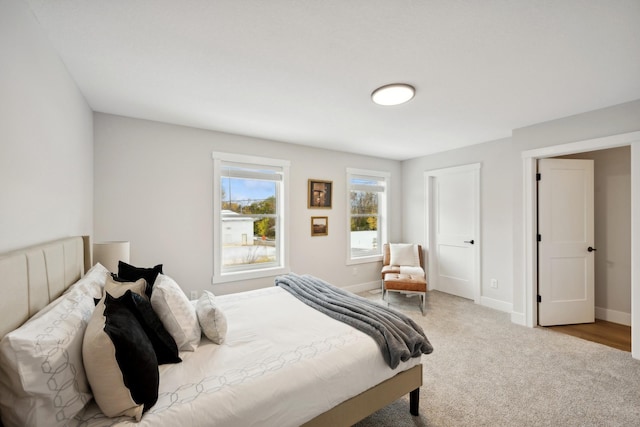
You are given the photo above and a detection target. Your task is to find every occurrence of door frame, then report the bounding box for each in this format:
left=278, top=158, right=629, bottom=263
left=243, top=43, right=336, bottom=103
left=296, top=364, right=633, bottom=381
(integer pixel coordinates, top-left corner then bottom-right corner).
left=521, top=131, right=640, bottom=358
left=424, top=163, right=481, bottom=304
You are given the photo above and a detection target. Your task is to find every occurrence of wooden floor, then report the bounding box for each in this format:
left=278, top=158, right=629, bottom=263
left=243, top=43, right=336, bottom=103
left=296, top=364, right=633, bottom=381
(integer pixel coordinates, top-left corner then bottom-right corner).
left=546, top=319, right=631, bottom=352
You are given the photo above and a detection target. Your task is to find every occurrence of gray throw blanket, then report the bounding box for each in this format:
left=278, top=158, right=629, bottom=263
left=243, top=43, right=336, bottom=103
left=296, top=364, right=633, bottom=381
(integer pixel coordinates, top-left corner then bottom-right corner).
left=275, top=273, right=433, bottom=369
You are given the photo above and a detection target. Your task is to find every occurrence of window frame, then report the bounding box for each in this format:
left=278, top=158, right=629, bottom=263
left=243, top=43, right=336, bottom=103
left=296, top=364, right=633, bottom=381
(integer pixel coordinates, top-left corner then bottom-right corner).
left=212, top=152, right=290, bottom=283
left=346, top=168, right=390, bottom=265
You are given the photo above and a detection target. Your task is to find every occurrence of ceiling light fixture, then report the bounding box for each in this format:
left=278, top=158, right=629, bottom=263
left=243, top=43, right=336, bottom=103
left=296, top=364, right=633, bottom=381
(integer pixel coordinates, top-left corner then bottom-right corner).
left=371, top=83, right=415, bottom=106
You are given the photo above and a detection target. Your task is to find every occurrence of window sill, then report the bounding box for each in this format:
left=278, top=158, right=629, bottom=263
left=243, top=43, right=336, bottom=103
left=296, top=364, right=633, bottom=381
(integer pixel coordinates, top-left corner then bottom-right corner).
left=346, top=255, right=383, bottom=266
left=212, top=265, right=290, bottom=284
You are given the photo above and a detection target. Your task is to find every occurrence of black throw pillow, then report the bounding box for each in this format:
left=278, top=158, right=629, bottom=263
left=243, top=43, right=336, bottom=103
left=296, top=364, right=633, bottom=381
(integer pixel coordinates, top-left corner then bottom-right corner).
left=119, top=290, right=181, bottom=365
left=103, top=293, right=159, bottom=413
left=117, top=261, right=163, bottom=297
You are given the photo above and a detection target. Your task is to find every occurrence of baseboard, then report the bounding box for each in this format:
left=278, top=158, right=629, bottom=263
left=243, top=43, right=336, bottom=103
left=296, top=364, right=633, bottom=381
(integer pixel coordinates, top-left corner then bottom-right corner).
left=595, top=306, right=631, bottom=326
left=480, top=296, right=512, bottom=313
left=343, top=280, right=380, bottom=294
left=511, top=311, right=526, bottom=326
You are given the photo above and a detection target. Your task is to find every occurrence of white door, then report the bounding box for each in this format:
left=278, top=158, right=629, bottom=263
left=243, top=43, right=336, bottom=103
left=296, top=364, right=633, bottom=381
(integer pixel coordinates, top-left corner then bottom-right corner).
left=426, top=164, right=480, bottom=301
left=538, top=158, right=595, bottom=326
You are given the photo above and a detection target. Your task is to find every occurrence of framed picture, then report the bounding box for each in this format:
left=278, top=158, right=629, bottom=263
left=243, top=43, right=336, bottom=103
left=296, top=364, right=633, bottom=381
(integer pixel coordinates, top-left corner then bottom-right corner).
left=308, top=179, right=332, bottom=208
left=311, top=216, right=328, bottom=236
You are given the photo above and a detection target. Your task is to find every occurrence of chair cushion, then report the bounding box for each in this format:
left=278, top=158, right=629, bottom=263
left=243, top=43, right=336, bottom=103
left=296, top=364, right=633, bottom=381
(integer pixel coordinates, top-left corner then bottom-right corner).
left=384, top=273, right=427, bottom=292
left=381, top=264, right=400, bottom=278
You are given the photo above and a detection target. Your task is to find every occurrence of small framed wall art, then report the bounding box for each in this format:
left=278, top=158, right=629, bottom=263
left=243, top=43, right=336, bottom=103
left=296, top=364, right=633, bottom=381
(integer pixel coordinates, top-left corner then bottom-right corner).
left=311, top=216, right=328, bottom=236
left=308, top=179, right=332, bottom=209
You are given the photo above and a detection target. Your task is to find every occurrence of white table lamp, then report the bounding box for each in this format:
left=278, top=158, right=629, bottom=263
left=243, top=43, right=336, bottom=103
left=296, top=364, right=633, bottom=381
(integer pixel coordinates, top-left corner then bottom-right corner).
left=93, top=241, right=130, bottom=272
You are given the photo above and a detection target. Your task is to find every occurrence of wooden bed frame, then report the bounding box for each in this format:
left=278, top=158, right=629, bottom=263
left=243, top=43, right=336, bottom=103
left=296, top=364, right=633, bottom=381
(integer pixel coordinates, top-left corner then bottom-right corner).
left=0, top=236, right=422, bottom=426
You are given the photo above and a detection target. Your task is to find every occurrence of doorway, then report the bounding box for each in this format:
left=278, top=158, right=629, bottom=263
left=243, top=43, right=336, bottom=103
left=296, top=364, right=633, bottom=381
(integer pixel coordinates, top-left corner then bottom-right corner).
left=552, top=148, right=632, bottom=321
left=425, top=163, right=481, bottom=303
left=522, top=131, right=640, bottom=359
left=548, top=320, right=631, bottom=352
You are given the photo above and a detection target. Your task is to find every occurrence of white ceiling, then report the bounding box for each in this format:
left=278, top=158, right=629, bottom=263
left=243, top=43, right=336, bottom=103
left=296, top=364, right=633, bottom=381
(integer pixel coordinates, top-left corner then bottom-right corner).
left=25, top=0, right=640, bottom=160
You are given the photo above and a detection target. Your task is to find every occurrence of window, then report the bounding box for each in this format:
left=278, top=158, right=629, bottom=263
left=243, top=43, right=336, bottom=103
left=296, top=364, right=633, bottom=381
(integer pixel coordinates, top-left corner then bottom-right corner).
left=347, top=168, right=389, bottom=263
left=212, top=152, right=289, bottom=283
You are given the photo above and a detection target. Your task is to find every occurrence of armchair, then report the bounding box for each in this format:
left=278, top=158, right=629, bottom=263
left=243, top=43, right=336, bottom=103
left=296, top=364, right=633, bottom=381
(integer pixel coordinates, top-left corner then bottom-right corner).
left=381, top=243, right=427, bottom=315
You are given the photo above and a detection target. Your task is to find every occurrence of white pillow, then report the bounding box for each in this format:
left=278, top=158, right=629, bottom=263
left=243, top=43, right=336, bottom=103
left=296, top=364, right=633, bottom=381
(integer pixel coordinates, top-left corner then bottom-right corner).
left=196, top=291, right=228, bottom=344
left=104, top=275, right=147, bottom=298
left=65, top=262, right=110, bottom=298
left=0, top=264, right=108, bottom=427
left=389, top=243, right=420, bottom=267
left=83, top=294, right=158, bottom=420
left=150, top=274, right=201, bottom=352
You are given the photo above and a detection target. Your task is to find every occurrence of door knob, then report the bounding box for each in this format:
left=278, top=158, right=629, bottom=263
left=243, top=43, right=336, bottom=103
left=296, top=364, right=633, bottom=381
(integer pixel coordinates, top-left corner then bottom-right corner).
left=464, top=239, right=474, bottom=245
left=588, top=246, right=597, bottom=252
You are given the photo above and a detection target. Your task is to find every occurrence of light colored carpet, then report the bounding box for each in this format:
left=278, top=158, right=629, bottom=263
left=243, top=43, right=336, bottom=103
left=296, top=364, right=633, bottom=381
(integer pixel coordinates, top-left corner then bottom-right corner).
left=353, top=290, right=640, bottom=427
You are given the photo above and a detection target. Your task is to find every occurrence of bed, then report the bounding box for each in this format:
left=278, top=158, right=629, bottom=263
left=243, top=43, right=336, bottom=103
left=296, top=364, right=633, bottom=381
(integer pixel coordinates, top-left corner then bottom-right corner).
left=0, top=236, right=427, bottom=426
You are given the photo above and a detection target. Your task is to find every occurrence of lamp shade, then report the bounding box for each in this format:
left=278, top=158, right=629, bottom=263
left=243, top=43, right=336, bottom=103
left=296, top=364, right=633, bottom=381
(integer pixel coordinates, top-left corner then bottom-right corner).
left=93, top=241, right=130, bottom=272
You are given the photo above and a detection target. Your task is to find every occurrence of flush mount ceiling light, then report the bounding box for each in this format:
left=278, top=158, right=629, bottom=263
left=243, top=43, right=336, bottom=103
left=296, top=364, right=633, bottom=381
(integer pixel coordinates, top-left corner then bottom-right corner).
left=371, top=83, right=415, bottom=106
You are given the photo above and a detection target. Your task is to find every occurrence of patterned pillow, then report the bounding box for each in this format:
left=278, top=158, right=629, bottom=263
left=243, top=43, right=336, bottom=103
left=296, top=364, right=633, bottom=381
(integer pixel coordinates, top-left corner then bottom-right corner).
left=83, top=293, right=159, bottom=420
left=66, top=262, right=109, bottom=299
left=196, top=291, right=228, bottom=344
left=150, top=274, right=201, bottom=352
left=0, top=264, right=108, bottom=427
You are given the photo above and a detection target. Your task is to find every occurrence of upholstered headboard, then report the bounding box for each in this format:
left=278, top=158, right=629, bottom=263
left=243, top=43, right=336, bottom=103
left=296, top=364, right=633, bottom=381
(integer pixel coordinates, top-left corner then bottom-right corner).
left=0, top=236, right=91, bottom=338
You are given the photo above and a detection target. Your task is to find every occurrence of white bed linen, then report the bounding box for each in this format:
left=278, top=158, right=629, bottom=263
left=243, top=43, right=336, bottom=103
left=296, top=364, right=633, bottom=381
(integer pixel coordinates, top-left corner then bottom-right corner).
left=73, top=287, right=421, bottom=427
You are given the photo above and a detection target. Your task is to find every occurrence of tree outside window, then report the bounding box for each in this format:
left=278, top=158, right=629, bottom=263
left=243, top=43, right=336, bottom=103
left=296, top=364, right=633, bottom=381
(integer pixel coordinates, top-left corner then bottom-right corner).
left=213, top=153, right=289, bottom=283
left=347, top=169, right=389, bottom=261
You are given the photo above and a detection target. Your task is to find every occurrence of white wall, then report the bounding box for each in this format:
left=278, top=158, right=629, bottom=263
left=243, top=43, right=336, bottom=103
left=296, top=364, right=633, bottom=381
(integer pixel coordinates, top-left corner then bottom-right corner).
left=93, top=113, right=402, bottom=296
left=402, top=137, right=516, bottom=311
left=402, top=99, right=640, bottom=318
left=511, top=100, right=640, bottom=317
left=0, top=0, right=93, bottom=253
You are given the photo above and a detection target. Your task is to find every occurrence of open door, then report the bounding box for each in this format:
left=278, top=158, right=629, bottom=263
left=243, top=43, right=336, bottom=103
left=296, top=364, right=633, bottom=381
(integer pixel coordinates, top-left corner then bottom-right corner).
left=538, top=158, right=595, bottom=326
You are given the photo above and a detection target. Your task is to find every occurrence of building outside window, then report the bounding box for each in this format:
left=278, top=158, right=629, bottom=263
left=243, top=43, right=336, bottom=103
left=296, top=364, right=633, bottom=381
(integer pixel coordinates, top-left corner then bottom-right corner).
left=212, top=152, right=289, bottom=283
left=347, top=168, right=389, bottom=263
